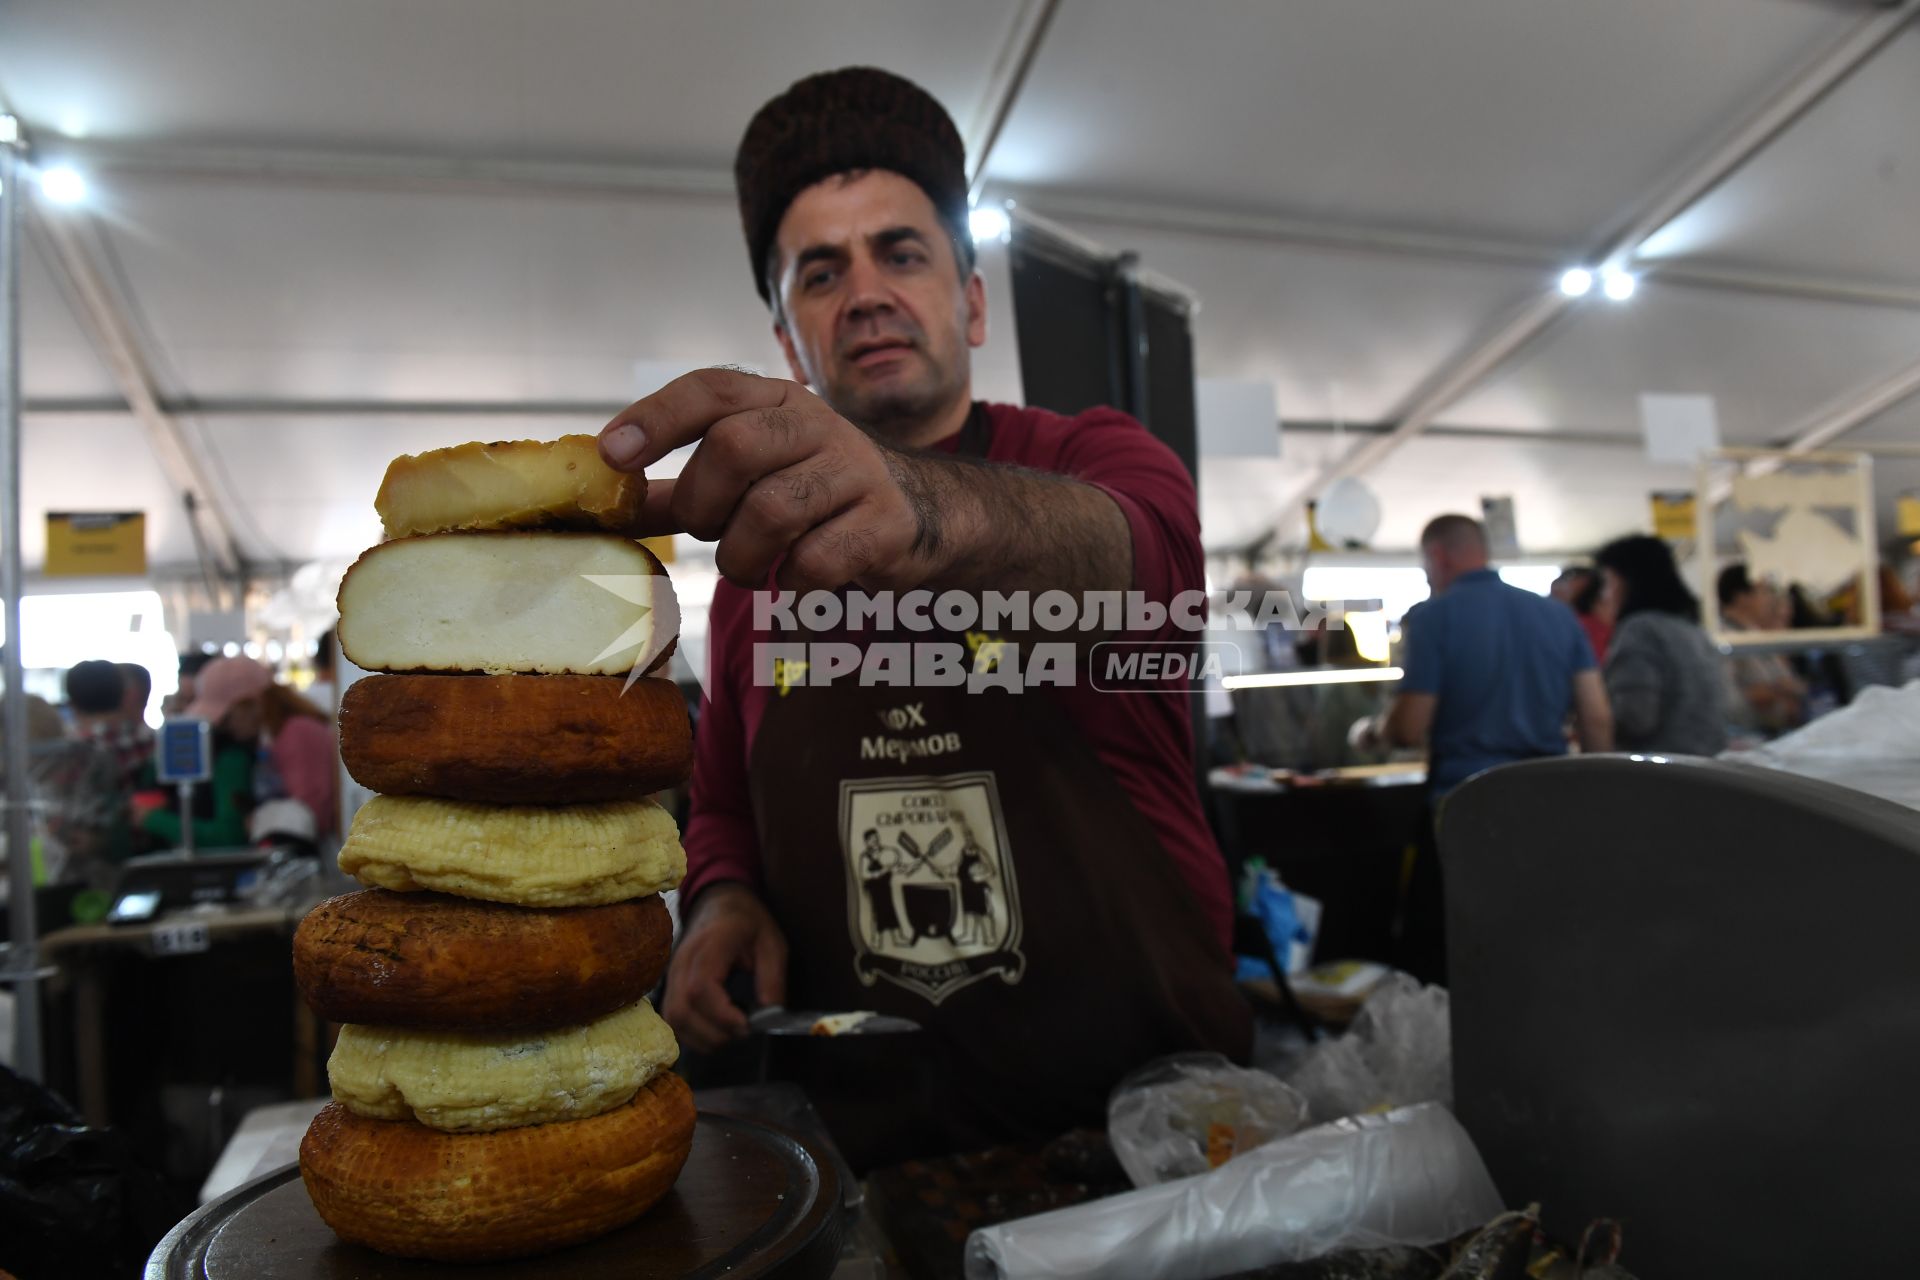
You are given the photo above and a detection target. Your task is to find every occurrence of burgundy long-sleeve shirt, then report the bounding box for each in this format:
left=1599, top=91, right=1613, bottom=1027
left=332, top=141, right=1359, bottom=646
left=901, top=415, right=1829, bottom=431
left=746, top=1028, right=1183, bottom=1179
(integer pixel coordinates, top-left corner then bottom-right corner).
left=681, top=401, right=1233, bottom=951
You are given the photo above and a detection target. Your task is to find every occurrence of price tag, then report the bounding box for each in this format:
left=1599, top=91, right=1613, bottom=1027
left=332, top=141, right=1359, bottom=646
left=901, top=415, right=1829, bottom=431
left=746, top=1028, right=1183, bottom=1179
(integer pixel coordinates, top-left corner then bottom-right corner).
left=152, top=922, right=211, bottom=956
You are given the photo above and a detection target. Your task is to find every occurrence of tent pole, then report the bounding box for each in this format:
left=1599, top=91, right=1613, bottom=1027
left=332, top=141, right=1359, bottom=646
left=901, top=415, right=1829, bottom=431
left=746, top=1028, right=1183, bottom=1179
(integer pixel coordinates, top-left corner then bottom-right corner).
left=0, top=127, right=44, bottom=1081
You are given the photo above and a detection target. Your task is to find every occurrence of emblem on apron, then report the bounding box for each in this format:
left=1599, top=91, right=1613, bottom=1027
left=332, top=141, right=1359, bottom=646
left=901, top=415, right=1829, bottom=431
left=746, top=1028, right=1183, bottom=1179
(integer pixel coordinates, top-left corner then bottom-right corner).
left=837, top=771, right=1026, bottom=1004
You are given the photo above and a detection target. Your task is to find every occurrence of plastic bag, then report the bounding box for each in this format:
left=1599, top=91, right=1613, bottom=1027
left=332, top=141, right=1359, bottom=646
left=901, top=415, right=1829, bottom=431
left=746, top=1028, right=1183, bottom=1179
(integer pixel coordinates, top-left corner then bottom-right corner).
left=1108, top=1052, right=1310, bottom=1187
left=0, top=1065, right=176, bottom=1280
left=965, top=1102, right=1505, bottom=1280
left=1286, top=974, right=1452, bottom=1123
left=1234, top=859, right=1322, bottom=982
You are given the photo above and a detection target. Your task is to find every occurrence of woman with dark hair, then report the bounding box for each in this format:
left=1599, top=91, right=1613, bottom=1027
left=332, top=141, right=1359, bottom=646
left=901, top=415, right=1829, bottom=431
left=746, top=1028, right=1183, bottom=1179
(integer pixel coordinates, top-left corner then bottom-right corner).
left=1595, top=535, right=1730, bottom=756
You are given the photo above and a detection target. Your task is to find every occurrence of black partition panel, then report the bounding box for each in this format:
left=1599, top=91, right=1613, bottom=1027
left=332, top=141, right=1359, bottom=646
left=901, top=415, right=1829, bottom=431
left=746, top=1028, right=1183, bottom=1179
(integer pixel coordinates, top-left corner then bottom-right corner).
left=1442, top=755, right=1920, bottom=1278
left=1006, top=218, right=1209, bottom=796
left=1007, top=219, right=1198, bottom=479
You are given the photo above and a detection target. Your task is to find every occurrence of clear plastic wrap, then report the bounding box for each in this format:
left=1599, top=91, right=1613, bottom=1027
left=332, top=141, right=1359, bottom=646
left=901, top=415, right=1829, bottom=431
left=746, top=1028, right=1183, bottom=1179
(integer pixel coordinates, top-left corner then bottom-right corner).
left=964, top=1103, right=1504, bottom=1280
left=1108, top=1052, right=1310, bottom=1187
left=1286, top=974, right=1452, bottom=1123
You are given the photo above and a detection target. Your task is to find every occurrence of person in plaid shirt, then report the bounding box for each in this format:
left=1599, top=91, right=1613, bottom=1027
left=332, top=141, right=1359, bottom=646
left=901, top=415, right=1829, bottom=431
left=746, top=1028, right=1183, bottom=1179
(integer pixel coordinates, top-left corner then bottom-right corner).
left=1, top=694, right=129, bottom=889
left=66, top=659, right=155, bottom=792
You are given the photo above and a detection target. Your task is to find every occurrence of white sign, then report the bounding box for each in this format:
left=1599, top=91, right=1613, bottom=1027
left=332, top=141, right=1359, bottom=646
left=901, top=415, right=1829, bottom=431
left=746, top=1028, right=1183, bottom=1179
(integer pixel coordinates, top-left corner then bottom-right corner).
left=1196, top=379, right=1281, bottom=458
left=1640, top=394, right=1721, bottom=466
left=152, top=922, right=211, bottom=956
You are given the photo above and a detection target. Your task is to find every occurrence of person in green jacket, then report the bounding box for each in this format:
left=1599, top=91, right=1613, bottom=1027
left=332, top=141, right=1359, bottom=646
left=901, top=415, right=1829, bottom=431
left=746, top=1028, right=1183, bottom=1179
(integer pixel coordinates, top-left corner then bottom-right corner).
left=135, top=659, right=261, bottom=851
left=137, top=736, right=254, bottom=850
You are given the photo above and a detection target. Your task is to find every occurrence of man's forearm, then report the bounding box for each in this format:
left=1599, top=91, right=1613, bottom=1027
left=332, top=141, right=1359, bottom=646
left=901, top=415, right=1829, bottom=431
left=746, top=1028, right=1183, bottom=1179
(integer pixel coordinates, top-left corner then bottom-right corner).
left=893, top=449, right=1133, bottom=597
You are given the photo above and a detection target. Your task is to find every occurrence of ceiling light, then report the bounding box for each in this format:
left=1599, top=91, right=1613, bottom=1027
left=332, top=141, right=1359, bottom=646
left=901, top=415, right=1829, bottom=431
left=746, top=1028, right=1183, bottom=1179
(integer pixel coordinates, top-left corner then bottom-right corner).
left=39, top=165, right=88, bottom=206
left=1558, top=268, right=1594, bottom=298
left=968, top=204, right=1010, bottom=244
left=1601, top=266, right=1637, bottom=301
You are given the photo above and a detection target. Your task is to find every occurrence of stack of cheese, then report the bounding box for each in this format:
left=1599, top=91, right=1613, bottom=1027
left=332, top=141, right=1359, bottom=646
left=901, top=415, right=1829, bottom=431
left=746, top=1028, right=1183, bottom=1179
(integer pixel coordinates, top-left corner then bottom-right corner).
left=292, top=437, right=694, bottom=1263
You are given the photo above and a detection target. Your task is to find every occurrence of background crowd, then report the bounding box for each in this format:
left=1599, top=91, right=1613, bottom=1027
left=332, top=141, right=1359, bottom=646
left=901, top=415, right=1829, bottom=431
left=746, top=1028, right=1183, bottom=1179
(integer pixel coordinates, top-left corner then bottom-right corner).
left=0, top=637, right=340, bottom=922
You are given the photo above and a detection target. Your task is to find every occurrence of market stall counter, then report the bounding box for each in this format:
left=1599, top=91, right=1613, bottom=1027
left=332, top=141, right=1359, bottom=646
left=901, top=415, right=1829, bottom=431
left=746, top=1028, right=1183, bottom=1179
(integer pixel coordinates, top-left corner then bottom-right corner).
left=38, top=888, right=336, bottom=1193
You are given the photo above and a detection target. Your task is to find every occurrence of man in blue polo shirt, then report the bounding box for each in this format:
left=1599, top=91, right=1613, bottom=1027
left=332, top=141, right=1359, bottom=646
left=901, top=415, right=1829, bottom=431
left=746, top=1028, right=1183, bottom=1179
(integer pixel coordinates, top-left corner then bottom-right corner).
left=1382, top=514, right=1613, bottom=792
left=1368, top=513, right=1612, bottom=980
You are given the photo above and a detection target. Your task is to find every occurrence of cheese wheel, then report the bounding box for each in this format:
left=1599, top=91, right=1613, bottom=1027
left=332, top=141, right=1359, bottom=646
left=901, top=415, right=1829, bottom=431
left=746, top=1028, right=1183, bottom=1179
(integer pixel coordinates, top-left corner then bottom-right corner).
left=299, top=1072, right=695, bottom=1262
left=376, top=435, right=646, bottom=538
left=327, top=999, right=679, bottom=1132
left=339, top=673, right=690, bottom=804
left=293, top=889, right=672, bottom=1032
left=338, top=795, right=684, bottom=908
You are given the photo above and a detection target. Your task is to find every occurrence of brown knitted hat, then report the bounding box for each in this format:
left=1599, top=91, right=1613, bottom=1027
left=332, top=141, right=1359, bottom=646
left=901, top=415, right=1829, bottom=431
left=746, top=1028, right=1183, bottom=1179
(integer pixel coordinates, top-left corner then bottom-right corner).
left=735, top=66, right=975, bottom=305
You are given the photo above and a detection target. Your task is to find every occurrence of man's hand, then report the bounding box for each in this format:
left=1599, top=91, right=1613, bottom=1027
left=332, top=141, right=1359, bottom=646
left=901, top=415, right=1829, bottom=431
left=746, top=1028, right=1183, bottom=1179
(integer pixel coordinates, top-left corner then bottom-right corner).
left=663, top=882, right=788, bottom=1053
left=599, top=368, right=963, bottom=594
left=600, top=367, right=1133, bottom=602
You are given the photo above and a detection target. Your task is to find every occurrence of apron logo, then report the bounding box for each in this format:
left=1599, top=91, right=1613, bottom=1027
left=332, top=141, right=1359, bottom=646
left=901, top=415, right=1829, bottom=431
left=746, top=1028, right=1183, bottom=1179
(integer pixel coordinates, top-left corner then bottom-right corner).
left=877, top=702, right=927, bottom=731
left=772, top=656, right=810, bottom=696
left=838, top=771, right=1025, bottom=1005
left=964, top=630, right=1006, bottom=672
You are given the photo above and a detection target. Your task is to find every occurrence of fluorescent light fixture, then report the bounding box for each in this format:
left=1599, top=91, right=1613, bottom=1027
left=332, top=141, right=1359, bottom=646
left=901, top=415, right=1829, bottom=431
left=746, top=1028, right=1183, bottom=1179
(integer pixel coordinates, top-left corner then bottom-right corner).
left=1497, top=565, right=1562, bottom=597
left=1301, top=566, right=1431, bottom=623
left=1221, top=666, right=1403, bottom=691
left=1601, top=266, right=1637, bottom=301
left=1558, top=268, right=1594, bottom=298
left=39, top=165, right=87, bottom=205
left=968, top=204, right=1010, bottom=244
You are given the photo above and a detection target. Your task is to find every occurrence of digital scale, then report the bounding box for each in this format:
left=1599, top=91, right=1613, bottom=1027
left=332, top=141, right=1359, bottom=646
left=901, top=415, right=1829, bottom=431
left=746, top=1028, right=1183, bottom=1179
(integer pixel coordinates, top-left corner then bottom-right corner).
left=106, top=717, right=262, bottom=924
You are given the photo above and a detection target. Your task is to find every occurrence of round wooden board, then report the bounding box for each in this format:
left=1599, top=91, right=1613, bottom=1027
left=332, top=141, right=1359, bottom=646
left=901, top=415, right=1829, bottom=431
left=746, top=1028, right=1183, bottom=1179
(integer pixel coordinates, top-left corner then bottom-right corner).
left=146, top=1114, right=844, bottom=1280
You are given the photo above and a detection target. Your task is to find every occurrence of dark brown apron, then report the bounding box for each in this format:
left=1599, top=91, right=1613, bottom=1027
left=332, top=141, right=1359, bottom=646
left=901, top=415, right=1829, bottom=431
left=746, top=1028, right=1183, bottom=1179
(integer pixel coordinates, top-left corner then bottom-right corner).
left=742, top=410, right=1251, bottom=1166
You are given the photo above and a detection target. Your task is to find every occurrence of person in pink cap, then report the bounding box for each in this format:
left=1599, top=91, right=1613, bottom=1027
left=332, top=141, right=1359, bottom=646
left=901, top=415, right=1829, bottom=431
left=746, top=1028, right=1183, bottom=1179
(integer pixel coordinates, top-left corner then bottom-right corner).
left=139, top=656, right=338, bottom=849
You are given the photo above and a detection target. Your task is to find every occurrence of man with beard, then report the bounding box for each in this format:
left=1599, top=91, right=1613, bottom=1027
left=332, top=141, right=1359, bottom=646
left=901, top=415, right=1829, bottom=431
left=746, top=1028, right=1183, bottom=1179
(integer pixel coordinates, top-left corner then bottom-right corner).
left=599, top=67, right=1248, bottom=1167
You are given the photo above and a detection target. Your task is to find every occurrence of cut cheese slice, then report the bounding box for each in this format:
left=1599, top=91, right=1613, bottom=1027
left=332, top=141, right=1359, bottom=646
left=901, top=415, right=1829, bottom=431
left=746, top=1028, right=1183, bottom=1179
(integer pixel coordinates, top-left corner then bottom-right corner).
left=336, top=531, right=676, bottom=676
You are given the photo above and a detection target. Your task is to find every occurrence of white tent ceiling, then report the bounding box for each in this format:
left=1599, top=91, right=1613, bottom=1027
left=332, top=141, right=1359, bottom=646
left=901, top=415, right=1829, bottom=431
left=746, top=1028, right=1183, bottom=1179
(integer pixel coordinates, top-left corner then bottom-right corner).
left=4, top=0, right=1917, bottom=583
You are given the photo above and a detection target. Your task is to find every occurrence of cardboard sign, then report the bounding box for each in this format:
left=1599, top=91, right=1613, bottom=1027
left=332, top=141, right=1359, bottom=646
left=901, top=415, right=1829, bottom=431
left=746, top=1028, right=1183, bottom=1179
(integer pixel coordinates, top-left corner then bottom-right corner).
left=46, top=511, right=146, bottom=576
left=1650, top=491, right=1698, bottom=541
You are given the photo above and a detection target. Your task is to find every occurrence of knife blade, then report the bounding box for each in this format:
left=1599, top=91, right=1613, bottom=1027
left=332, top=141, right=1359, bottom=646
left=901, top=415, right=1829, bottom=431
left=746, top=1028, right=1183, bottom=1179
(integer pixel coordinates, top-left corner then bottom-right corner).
left=746, top=1006, right=921, bottom=1037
